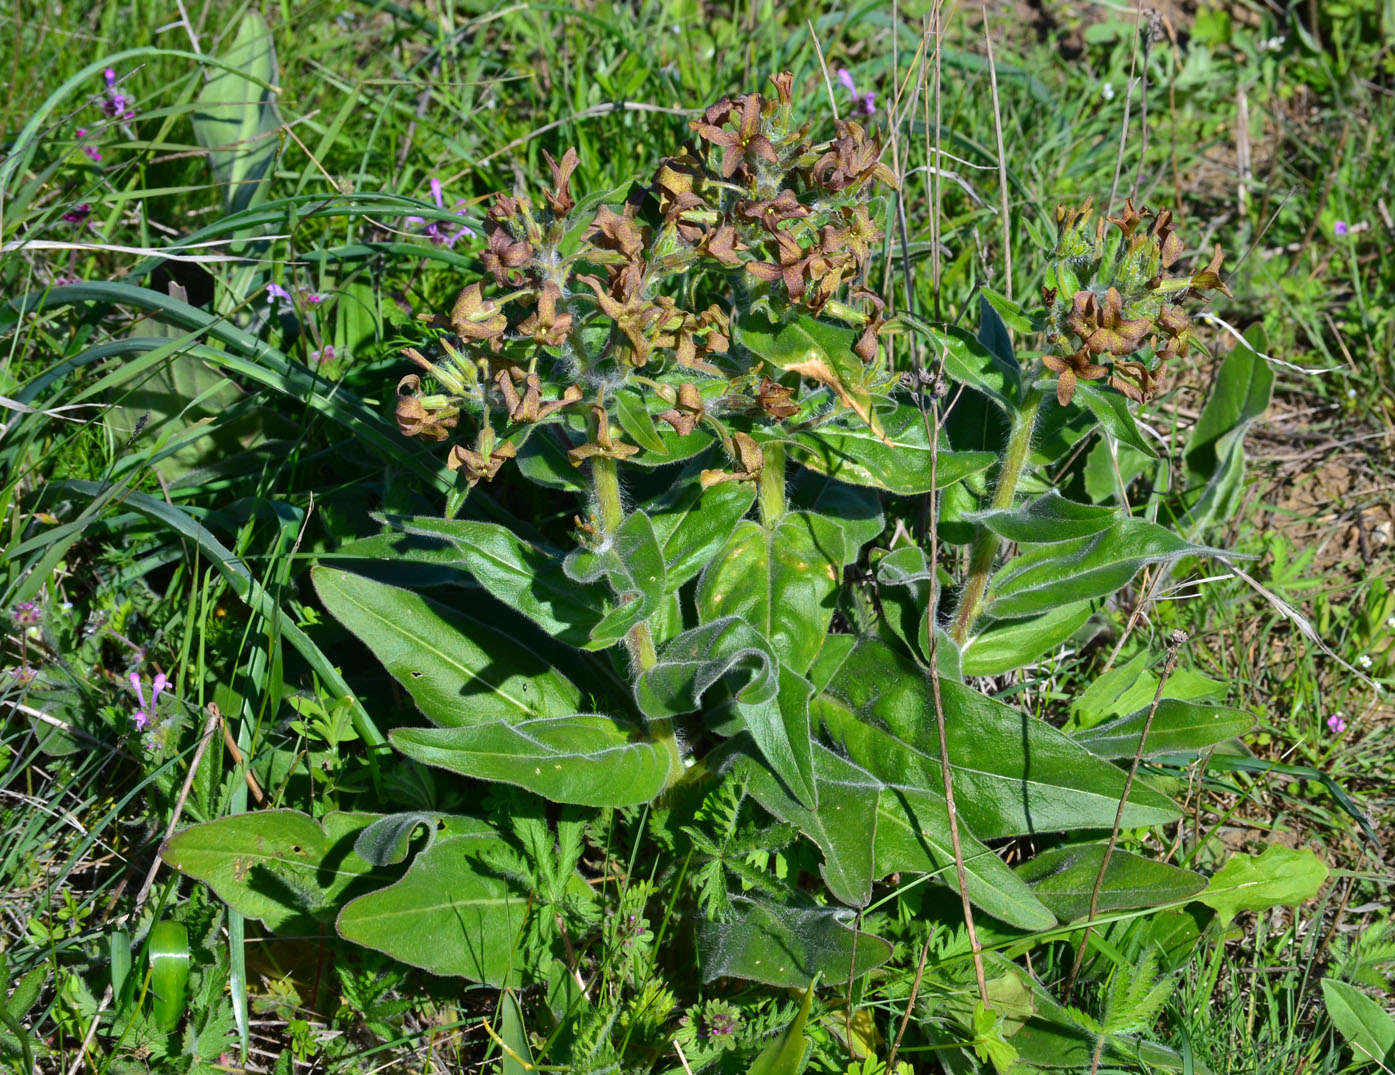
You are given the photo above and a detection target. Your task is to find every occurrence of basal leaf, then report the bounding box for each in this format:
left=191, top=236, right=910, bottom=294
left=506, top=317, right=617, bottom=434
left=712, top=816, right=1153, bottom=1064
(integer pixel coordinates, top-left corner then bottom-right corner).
left=814, top=638, right=1180, bottom=839
left=988, top=517, right=1223, bottom=619
left=336, top=834, right=523, bottom=984
left=1197, top=845, right=1328, bottom=925
left=1072, top=698, right=1253, bottom=759
left=696, top=512, right=844, bottom=674
left=163, top=811, right=415, bottom=933
left=383, top=516, right=605, bottom=647
left=637, top=618, right=816, bottom=809
left=1185, top=323, right=1273, bottom=484
left=1074, top=382, right=1158, bottom=458
left=193, top=12, right=280, bottom=216
left=1016, top=844, right=1207, bottom=921
left=697, top=897, right=891, bottom=988
left=390, top=714, right=674, bottom=807
left=748, top=979, right=816, bottom=1075
left=740, top=744, right=1055, bottom=929
left=313, top=567, right=583, bottom=727
left=1321, top=979, right=1395, bottom=1068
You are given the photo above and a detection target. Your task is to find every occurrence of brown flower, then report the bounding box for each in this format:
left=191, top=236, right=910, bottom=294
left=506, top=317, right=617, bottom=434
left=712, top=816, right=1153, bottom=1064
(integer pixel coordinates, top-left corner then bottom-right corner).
left=1110, top=359, right=1161, bottom=403
left=1107, top=198, right=1146, bottom=237
left=517, top=281, right=573, bottom=348
left=395, top=374, right=459, bottom=441
left=447, top=439, right=516, bottom=486
left=693, top=93, right=778, bottom=181
left=482, top=220, right=533, bottom=287
left=736, top=188, right=809, bottom=233
left=811, top=120, right=898, bottom=193
left=1187, top=244, right=1233, bottom=299
left=746, top=232, right=811, bottom=302
left=542, top=146, right=580, bottom=216
left=1042, top=348, right=1109, bottom=407
left=755, top=375, right=799, bottom=418
left=657, top=382, right=705, bottom=435
left=567, top=404, right=640, bottom=465
left=1066, top=287, right=1152, bottom=357
left=495, top=367, right=583, bottom=423
left=587, top=204, right=647, bottom=261
left=701, top=431, right=764, bottom=486
left=1150, top=208, right=1184, bottom=270
left=450, top=281, right=507, bottom=348
left=579, top=274, right=661, bottom=366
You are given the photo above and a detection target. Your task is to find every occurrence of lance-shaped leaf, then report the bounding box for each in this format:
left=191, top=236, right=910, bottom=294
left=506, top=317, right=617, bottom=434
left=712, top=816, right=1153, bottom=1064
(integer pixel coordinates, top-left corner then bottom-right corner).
left=646, top=480, right=756, bottom=591
left=1074, top=382, right=1158, bottom=458
left=636, top=618, right=816, bottom=808
left=813, top=638, right=1179, bottom=838
left=383, top=516, right=605, bottom=647
left=1072, top=698, right=1253, bottom=759
left=1016, top=844, right=1207, bottom=921
left=1321, top=979, right=1395, bottom=1068
left=563, top=510, right=667, bottom=649
left=775, top=402, right=995, bottom=495
left=698, top=897, right=891, bottom=988
left=614, top=385, right=669, bottom=456
left=987, top=517, right=1224, bottom=620
left=193, top=12, right=280, bottom=216
left=749, top=979, right=818, bottom=1075
left=738, top=744, right=1054, bottom=928
left=162, top=811, right=444, bottom=932
left=968, top=490, right=1118, bottom=544
left=313, top=567, right=583, bottom=727
left=391, top=714, right=674, bottom=807
left=960, top=603, right=1094, bottom=677
left=697, top=512, right=844, bottom=674
left=872, top=546, right=964, bottom=676
left=788, top=467, right=884, bottom=560
left=903, top=315, right=1021, bottom=411
left=336, top=834, right=523, bottom=984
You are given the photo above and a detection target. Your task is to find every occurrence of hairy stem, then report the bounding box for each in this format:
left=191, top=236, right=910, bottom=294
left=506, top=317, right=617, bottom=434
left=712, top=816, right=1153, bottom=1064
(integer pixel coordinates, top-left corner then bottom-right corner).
left=950, top=385, right=1043, bottom=644
left=758, top=439, right=787, bottom=528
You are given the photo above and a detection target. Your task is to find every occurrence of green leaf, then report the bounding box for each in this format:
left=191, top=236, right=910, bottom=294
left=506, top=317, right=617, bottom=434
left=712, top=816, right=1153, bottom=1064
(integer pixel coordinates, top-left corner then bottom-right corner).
left=1320, top=979, right=1395, bottom=1067
left=740, top=743, right=1055, bottom=928
left=647, top=480, right=757, bottom=591
left=614, top=386, right=669, bottom=456
left=969, top=490, right=1118, bottom=543
left=163, top=811, right=409, bottom=932
left=781, top=401, right=995, bottom=495
left=193, top=12, right=281, bottom=216
left=872, top=546, right=963, bottom=676
left=384, top=517, right=605, bottom=647
left=148, top=921, right=190, bottom=1033
left=1072, top=698, right=1253, bottom=759
left=787, top=468, right=884, bottom=560
left=1016, top=844, right=1207, bottom=921
left=977, top=293, right=1018, bottom=379
left=814, top=638, right=1180, bottom=838
left=498, top=990, right=536, bottom=1075
left=1074, top=382, right=1158, bottom=458
left=981, top=286, right=1038, bottom=335
left=988, top=517, right=1223, bottom=619
left=1185, top=323, right=1273, bottom=484
left=353, top=813, right=449, bottom=867
left=336, top=834, right=523, bottom=984
left=637, top=618, right=816, bottom=809
left=748, top=979, right=816, bottom=1075
left=390, top=714, right=674, bottom=807
left=960, top=603, right=1094, bottom=677
left=697, top=512, right=844, bottom=674
left=564, top=510, right=667, bottom=649
left=1197, top=845, right=1328, bottom=925
left=697, top=898, right=891, bottom=988
left=313, top=567, right=583, bottom=727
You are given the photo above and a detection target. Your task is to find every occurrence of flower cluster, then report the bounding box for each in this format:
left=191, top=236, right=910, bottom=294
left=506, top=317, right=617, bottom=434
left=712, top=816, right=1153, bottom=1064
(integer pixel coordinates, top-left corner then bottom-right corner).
left=407, top=177, right=473, bottom=248
left=396, top=72, right=897, bottom=484
left=102, top=69, right=134, bottom=120
left=1041, top=197, right=1231, bottom=406
left=130, top=671, right=168, bottom=731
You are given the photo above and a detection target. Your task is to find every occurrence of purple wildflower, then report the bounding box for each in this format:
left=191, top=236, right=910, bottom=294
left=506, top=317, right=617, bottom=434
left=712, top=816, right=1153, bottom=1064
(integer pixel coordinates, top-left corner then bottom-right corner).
left=102, top=68, right=133, bottom=120
left=1327, top=712, right=1346, bottom=735
left=834, top=67, right=876, bottom=116
left=63, top=203, right=92, bottom=226
left=406, top=178, right=474, bottom=248
left=266, top=283, right=294, bottom=307
left=1334, top=220, right=1349, bottom=236
left=130, top=671, right=168, bottom=731
left=76, top=128, right=102, bottom=163
left=11, top=602, right=41, bottom=627
left=310, top=344, right=336, bottom=365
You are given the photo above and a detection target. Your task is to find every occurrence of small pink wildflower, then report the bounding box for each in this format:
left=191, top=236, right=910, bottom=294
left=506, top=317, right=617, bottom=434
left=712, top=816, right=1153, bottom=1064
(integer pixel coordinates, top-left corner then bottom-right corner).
left=130, top=671, right=168, bottom=731
left=102, top=68, right=134, bottom=120
left=834, top=67, right=876, bottom=116
left=1334, top=220, right=1349, bottom=236
left=1326, top=712, right=1346, bottom=735
left=76, top=128, right=102, bottom=163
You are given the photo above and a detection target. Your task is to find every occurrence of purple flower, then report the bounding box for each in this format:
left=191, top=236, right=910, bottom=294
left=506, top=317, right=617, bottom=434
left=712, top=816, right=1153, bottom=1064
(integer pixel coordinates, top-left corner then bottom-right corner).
left=1327, top=712, right=1346, bottom=734
left=1334, top=220, right=1349, bottom=236
left=11, top=602, right=41, bottom=627
left=310, top=344, right=335, bottom=365
left=63, top=203, right=92, bottom=226
left=102, top=68, right=133, bottom=119
left=834, top=67, right=877, bottom=116
left=406, top=178, right=474, bottom=248
left=130, top=671, right=168, bottom=731
left=266, top=283, right=293, bottom=307
left=75, top=127, right=102, bottom=163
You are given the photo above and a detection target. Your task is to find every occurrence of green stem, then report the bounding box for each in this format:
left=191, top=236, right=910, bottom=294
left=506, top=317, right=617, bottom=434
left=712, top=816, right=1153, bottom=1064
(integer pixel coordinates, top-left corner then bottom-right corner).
left=758, top=440, right=787, bottom=528
left=589, top=446, right=678, bottom=773
left=950, top=385, right=1044, bottom=645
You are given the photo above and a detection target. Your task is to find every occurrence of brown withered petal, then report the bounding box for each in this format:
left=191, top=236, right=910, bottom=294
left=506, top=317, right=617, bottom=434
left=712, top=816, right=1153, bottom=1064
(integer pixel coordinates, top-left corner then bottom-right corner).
left=1189, top=244, right=1233, bottom=298
left=395, top=374, right=458, bottom=441
left=542, top=146, right=580, bottom=216
left=516, top=281, right=573, bottom=348
left=1157, top=304, right=1189, bottom=336
left=698, top=223, right=743, bottom=266
left=756, top=375, right=800, bottom=418
left=737, top=189, right=809, bottom=232
left=587, top=204, right=646, bottom=260
left=769, top=71, right=794, bottom=106
left=482, top=222, right=533, bottom=286
left=447, top=440, right=516, bottom=485
left=450, top=281, right=507, bottom=343
left=657, top=382, right=705, bottom=435
left=1107, top=197, right=1146, bottom=236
